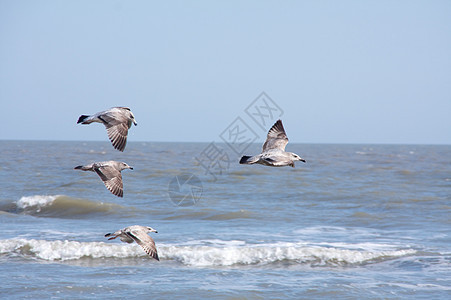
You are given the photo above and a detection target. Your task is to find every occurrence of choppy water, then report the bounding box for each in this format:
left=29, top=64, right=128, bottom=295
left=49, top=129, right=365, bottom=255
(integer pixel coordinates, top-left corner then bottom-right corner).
left=0, top=141, right=450, bottom=299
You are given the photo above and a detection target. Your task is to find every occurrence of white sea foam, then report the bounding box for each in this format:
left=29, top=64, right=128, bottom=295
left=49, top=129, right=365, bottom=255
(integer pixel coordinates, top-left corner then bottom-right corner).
left=0, top=239, right=142, bottom=261
left=16, top=195, right=60, bottom=212
left=164, top=242, right=416, bottom=267
left=14, top=194, right=123, bottom=217
left=0, top=239, right=417, bottom=266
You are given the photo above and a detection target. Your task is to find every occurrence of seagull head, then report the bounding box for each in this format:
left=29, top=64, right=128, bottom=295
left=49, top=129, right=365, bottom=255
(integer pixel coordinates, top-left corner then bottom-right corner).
left=120, top=162, right=134, bottom=170
left=130, top=111, right=138, bottom=126
left=291, top=153, right=306, bottom=163
left=146, top=226, right=158, bottom=233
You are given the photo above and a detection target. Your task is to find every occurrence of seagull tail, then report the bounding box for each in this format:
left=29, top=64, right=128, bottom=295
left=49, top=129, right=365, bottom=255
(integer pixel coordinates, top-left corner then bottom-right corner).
left=74, top=165, right=91, bottom=171
left=239, top=156, right=254, bottom=164
left=77, top=115, right=91, bottom=124
left=104, top=233, right=118, bottom=240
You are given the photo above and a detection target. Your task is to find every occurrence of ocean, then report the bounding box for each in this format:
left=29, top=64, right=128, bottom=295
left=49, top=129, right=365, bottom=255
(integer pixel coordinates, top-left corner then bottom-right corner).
left=0, top=140, right=449, bottom=299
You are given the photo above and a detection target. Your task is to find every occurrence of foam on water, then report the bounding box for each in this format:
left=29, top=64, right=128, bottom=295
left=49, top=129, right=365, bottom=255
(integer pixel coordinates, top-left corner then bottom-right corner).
left=0, top=239, right=143, bottom=261
left=16, top=195, right=59, bottom=212
left=14, top=195, right=126, bottom=218
left=164, top=242, right=417, bottom=267
left=0, top=238, right=417, bottom=267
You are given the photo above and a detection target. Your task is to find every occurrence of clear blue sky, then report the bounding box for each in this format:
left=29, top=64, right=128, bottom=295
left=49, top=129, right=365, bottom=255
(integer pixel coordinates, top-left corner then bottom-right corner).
left=1, top=0, right=450, bottom=144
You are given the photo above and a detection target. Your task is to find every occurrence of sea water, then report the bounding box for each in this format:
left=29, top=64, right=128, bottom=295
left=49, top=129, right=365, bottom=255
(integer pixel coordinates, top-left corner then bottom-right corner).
left=0, top=141, right=449, bottom=299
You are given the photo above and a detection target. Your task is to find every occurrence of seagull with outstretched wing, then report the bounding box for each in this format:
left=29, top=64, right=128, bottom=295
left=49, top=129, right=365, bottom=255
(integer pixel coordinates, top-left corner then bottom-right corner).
left=105, top=225, right=159, bottom=260
left=77, top=107, right=137, bottom=152
left=239, top=119, right=305, bottom=167
left=74, top=161, right=133, bottom=197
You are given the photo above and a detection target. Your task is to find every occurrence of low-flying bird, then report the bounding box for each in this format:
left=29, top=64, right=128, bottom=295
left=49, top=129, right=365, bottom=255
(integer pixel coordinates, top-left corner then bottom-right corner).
left=77, top=107, right=137, bottom=152
left=105, top=225, right=159, bottom=260
left=74, top=161, right=133, bottom=197
left=239, top=119, right=306, bottom=167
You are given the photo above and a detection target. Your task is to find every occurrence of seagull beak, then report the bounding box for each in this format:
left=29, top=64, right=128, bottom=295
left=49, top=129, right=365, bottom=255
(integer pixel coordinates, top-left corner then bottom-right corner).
left=133, top=121, right=138, bottom=126
left=301, top=159, right=306, bottom=163
left=129, top=166, right=134, bottom=170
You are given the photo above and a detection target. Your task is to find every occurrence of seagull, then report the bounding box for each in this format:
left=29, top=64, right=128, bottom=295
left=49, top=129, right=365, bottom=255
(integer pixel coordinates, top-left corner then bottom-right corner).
left=105, top=225, right=159, bottom=260
left=74, top=161, right=133, bottom=197
left=77, top=107, right=137, bottom=152
left=239, top=119, right=306, bottom=167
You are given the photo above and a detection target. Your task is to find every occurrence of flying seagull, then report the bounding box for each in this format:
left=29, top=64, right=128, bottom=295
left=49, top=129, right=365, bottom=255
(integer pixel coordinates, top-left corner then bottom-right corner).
left=105, top=225, right=159, bottom=260
left=74, top=161, right=133, bottom=197
left=77, top=107, right=137, bottom=152
left=239, top=119, right=306, bottom=167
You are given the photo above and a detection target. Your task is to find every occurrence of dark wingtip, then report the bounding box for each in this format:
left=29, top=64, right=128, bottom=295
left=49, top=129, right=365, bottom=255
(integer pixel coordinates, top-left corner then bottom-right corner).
left=104, top=233, right=111, bottom=237
left=74, top=165, right=82, bottom=170
left=273, top=119, right=282, bottom=127
left=113, top=143, right=125, bottom=152
left=274, top=119, right=284, bottom=131
left=267, top=119, right=285, bottom=136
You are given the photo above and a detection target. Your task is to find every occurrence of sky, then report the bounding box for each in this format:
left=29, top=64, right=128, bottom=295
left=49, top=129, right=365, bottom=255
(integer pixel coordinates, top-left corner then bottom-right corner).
left=1, top=0, right=450, bottom=144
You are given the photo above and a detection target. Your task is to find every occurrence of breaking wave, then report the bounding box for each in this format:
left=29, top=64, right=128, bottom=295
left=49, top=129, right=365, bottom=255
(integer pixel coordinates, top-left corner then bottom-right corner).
left=11, top=195, right=126, bottom=218
left=0, top=238, right=417, bottom=267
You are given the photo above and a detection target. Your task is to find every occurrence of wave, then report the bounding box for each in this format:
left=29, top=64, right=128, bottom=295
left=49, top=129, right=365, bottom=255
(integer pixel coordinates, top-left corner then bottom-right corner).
left=203, top=210, right=256, bottom=220
left=164, top=209, right=256, bottom=221
left=0, top=238, right=417, bottom=267
left=9, top=195, right=126, bottom=218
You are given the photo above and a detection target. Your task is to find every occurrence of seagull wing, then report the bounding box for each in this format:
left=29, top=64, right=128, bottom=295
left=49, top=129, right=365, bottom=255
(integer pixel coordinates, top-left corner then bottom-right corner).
left=262, top=120, right=289, bottom=152
left=98, top=109, right=130, bottom=152
left=94, top=164, right=124, bottom=197
left=106, top=123, right=129, bottom=152
left=127, top=230, right=159, bottom=260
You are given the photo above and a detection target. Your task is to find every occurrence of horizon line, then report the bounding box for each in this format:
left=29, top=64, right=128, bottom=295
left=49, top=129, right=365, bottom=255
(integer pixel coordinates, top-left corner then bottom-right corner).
left=1, top=138, right=450, bottom=146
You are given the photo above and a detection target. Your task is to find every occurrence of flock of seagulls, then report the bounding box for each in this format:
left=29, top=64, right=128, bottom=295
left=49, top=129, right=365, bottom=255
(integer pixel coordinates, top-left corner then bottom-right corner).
left=74, top=107, right=157, bottom=258
left=75, top=107, right=137, bottom=198
left=74, top=107, right=306, bottom=260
